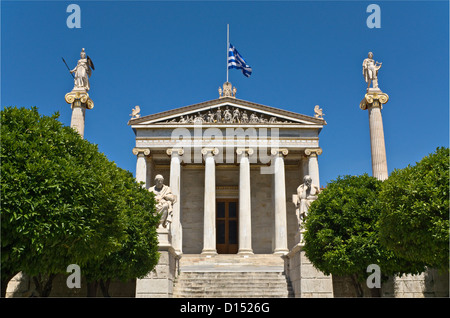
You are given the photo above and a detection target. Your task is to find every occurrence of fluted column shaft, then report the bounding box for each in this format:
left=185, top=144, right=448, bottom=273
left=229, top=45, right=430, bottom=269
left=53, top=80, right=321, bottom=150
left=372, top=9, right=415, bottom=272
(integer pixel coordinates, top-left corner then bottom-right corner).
left=167, top=148, right=183, bottom=255
left=133, top=148, right=150, bottom=188
left=305, top=148, right=323, bottom=189
left=368, top=105, right=388, bottom=180
left=237, top=148, right=253, bottom=255
left=71, top=103, right=86, bottom=138
left=201, top=148, right=219, bottom=255
left=273, top=149, right=289, bottom=255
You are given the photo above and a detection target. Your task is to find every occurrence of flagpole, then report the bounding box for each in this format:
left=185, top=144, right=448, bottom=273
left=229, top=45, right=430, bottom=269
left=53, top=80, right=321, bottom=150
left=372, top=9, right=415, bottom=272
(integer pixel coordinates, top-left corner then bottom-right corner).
left=227, top=24, right=229, bottom=83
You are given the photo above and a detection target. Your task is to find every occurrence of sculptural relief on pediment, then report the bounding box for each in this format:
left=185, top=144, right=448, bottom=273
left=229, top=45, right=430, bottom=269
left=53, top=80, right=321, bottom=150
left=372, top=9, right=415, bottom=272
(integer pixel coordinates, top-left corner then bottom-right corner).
left=156, top=106, right=294, bottom=125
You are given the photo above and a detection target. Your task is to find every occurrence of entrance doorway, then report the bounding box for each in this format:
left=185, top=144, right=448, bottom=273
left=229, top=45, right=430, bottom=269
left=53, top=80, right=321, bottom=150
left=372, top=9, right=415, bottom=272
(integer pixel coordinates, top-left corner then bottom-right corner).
left=216, top=199, right=238, bottom=254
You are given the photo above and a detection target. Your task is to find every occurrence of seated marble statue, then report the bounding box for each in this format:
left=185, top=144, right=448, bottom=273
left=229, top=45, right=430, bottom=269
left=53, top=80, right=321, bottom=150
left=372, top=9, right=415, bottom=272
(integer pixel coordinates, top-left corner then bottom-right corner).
left=148, top=174, right=176, bottom=229
left=295, top=175, right=320, bottom=227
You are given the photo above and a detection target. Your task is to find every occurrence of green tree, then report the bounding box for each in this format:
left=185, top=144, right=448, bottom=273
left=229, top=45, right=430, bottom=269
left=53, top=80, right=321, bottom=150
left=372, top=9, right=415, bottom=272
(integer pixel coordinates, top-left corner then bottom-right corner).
left=303, top=174, right=425, bottom=297
left=82, top=168, right=160, bottom=297
left=379, top=147, right=449, bottom=271
left=1, top=106, right=158, bottom=297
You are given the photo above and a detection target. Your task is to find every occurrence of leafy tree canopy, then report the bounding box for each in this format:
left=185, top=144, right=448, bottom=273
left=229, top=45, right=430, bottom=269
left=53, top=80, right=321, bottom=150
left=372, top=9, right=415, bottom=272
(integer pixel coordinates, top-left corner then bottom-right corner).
left=1, top=107, right=159, bottom=296
left=303, top=174, right=425, bottom=287
left=379, top=147, right=449, bottom=271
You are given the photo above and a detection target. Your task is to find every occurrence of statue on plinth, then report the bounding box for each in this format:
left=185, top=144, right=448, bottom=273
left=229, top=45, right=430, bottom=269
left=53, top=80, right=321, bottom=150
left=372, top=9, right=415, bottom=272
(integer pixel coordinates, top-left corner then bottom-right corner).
left=70, top=48, right=95, bottom=91
left=362, top=52, right=382, bottom=91
left=149, top=174, right=176, bottom=229
left=294, top=175, right=321, bottom=228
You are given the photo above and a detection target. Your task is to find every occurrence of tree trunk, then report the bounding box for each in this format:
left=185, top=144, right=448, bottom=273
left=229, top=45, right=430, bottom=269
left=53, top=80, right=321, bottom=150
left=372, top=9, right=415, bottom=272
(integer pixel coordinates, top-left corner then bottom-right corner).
left=32, top=273, right=56, bottom=297
left=370, top=286, right=381, bottom=297
left=99, top=279, right=111, bottom=297
left=350, top=274, right=364, bottom=297
left=86, top=281, right=98, bottom=297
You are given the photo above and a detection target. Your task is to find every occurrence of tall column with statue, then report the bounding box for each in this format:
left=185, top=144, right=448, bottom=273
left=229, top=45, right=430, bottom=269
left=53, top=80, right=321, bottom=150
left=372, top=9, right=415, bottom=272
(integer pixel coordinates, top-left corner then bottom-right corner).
left=64, top=48, right=95, bottom=139
left=360, top=51, right=390, bottom=181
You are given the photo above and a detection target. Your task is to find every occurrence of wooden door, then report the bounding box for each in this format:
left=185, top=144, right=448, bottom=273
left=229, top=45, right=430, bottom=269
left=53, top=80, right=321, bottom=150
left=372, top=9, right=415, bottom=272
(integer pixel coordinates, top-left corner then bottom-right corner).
left=216, top=199, right=238, bottom=254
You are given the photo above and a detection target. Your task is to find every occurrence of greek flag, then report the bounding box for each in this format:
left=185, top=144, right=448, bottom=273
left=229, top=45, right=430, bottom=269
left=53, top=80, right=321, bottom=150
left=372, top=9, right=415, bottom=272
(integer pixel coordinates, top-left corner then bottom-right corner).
left=228, top=43, right=252, bottom=77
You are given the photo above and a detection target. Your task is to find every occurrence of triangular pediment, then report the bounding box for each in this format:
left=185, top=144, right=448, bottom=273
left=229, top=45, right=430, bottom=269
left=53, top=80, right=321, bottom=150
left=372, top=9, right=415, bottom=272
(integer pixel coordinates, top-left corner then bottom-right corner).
left=128, top=97, right=326, bottom=126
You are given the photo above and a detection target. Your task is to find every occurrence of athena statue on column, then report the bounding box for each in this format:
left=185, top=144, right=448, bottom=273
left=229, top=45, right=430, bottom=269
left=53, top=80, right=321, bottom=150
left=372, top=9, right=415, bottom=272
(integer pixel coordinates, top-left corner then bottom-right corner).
left=70, top=48, right=95, bottom=91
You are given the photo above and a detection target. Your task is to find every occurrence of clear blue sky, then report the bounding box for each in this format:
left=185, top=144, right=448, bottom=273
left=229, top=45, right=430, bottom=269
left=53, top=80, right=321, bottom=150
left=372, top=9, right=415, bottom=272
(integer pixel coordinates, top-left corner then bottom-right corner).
left=2, top=0, right=448, bottom=186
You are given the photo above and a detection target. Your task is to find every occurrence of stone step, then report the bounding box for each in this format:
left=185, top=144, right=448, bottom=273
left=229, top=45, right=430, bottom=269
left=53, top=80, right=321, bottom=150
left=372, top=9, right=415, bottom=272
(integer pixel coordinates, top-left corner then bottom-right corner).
left=173, top=271, right=293, bottom=298
left=179, top=254, right=285, bottom=272
left=173, top=254, right=293, bottom=298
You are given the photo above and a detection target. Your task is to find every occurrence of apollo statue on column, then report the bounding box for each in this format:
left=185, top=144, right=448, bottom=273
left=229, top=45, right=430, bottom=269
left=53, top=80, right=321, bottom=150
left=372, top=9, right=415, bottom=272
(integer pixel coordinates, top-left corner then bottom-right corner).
left=362, top=52, right=382, bottom=91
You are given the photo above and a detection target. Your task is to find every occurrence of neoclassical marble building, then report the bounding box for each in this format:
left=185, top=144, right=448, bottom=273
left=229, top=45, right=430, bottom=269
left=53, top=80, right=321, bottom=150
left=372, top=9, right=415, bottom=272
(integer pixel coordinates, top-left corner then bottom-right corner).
left=128, top=82, right=326, bottom=257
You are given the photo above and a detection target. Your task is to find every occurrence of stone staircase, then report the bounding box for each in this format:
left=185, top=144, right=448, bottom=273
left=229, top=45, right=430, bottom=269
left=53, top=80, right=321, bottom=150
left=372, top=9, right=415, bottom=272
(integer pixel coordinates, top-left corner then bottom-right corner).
left=173, top=254, right=294, bottom=298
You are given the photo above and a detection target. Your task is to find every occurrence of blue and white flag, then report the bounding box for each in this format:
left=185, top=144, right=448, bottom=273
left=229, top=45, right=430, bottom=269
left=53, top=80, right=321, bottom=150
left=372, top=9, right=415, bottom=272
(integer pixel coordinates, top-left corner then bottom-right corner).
left=228, top=43, right=252, bottom=77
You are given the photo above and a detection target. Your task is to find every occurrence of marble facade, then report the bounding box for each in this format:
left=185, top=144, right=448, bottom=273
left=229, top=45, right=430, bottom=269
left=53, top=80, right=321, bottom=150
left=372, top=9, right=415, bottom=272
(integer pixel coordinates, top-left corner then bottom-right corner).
left=128, top=83, right=326, bottom=257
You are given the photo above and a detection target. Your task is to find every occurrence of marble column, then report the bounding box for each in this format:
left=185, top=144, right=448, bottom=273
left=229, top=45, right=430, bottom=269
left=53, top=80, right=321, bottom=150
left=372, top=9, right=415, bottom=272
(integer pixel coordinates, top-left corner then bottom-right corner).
left=64, top=90, right=94, bottom=139
left=237, top=148, right=253, bottom=255
left=132, top=148, right=150, bottom=187
left=368, top=104, right=388, bottom=181
left=272, top=148, right=289, bottom=255
left=167, top=148, right=184, bottom=255
left=360, top=92, right=390, bottom=181
left=201, top=147, right=219, bottom=255
left=304, top=148, right=323, bottom=189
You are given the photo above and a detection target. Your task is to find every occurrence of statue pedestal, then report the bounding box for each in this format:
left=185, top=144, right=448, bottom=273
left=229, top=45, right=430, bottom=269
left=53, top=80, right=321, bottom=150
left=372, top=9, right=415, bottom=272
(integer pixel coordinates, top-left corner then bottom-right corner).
left=284, top=237, right=334, bottom=298
left=157, top=226, right=172, bottom=247
left=135, top=226, right=179, bottom=298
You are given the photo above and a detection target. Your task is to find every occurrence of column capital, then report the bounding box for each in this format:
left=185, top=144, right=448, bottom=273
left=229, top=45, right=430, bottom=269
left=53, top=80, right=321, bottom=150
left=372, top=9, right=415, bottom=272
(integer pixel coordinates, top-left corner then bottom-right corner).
left=304, top=148, right=323, bottom=157
left=65, top=90, right=94, bottom=110
left=132, top=147, right=150, bottom=156
left=360, top=92, right=389, bottom=110
left=236, top=148, right=254, bottom=156
left=166, top=148, right=184, bottom=156
left=271, top=148, right=289, bottom=157
left=201, top=147, right=219, bottom=156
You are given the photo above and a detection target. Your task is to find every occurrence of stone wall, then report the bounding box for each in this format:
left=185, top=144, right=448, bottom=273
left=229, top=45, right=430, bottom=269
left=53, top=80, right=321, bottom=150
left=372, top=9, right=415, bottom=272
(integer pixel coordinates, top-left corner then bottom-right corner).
left=180, top=167, right=205, bottom=254
left=6, top=271, right=136, bottom=297
left=331, top=270, right=449, bottom=297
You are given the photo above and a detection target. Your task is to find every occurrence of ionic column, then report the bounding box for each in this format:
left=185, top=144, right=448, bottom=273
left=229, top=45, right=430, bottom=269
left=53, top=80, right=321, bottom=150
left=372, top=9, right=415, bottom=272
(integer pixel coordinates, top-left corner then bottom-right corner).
left=360, top=92, right=389, bottom=181
left=272, top=148, right=289, bottom=255
left=167, top=148, right=184, bottom=255
left=132, top=148, right=150, bottom=187
left=65, top=91, right=94, bottom=139
left=201, top=147, right=219, bottom=255
left=304, top=148, right=323, bottom=189
left=237, top=148, right=253, bottom=255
